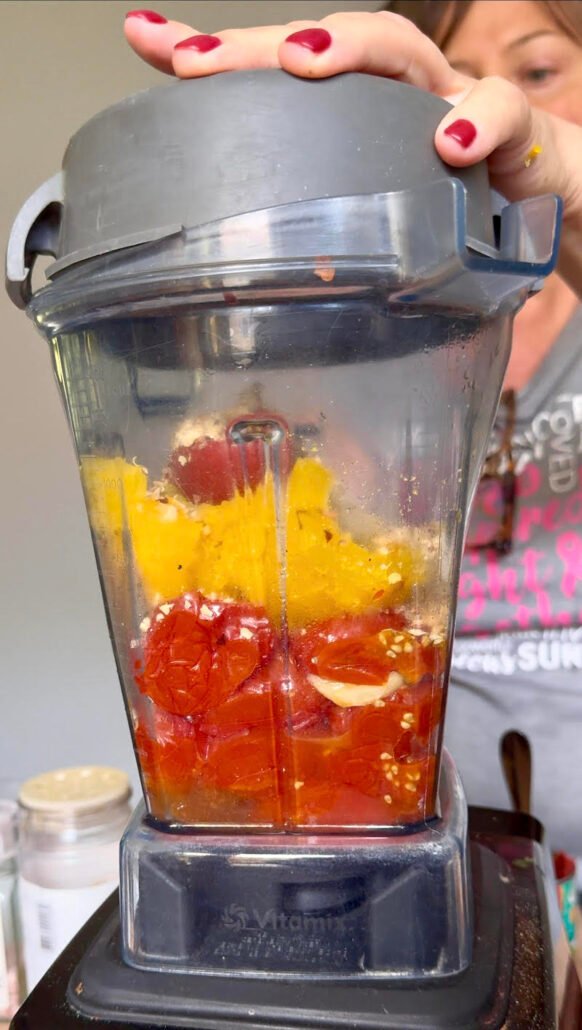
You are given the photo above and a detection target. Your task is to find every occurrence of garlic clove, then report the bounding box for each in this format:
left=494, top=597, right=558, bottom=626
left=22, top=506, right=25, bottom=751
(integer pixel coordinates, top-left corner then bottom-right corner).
left=307, top=671, right=403, bottom=709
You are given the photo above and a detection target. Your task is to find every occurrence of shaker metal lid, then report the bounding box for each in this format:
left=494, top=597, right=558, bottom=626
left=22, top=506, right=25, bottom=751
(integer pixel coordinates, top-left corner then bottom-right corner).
left=19, top=766, right=130, bottom=813
left=6, top=70, right=495, bottom=307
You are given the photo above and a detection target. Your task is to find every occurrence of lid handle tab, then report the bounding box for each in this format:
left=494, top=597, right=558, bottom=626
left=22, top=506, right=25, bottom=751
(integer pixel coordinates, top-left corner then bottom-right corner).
left=6, top=172, right=63, bottom=310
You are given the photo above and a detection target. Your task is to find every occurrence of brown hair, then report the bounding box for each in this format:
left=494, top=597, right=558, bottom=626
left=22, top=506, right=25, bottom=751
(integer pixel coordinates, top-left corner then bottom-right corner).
left=387, top=1, right=582, bottom=50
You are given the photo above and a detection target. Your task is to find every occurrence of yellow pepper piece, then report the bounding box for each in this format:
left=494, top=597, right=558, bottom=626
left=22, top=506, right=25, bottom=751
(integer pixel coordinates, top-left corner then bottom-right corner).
left=129, top=497, right=204, bottom=604
left=163, top=458, right=419, bottom=625
left=285, top=500, right=414, bottom=627
left=83, top=456, right=421, bottom=627
left=194, top=482, right=279, bottom=614
left=81, top=457, right=203, bottom=604
left=80, top=456, right=147, bottom=535
left=287, top=456, right=333, bottom=511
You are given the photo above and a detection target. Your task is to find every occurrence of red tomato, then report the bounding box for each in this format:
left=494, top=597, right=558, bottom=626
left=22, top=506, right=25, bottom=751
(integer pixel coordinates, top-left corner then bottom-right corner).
left=335, top=744, right=387, bottom=798
left=393, top=681, right=444, bottom=742
left=198, top=674, right=275, bottom=739
left=167, top=413, right=292, bottom=504
left=203, top=729, right=277, bottom=796
left=350, top=706, right=390, bottom=748
left=167, top=437, right=264, bottom=505
left=236, top=649, right=334, bottom=735
left=313, top=636, right=391, bottom=686
left=385, top=756, right=436, bottom=821
left=137, top=593, right=274, bottom=717
left=294, top=612, right=444, bottom=691
left=292, top=780, right=400, bottom=828
left=350, top=687, right=440, bottom=757
left=286, top=610, right=447, bottom=828
left=293, top=610, right=407, bottom=674
left=332, top=743, right=435, bottom=823
left=288, top=721, right=350, bottom=785
left=283, top=656, right=334, bottom=732
left=199, top=649, right=335, bottom=750
left=134, top=705, right=201, bottom=793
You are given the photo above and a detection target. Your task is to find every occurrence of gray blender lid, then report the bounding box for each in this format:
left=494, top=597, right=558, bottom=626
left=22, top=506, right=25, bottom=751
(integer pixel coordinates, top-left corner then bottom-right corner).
left=6, top=70, right=498, bottom=308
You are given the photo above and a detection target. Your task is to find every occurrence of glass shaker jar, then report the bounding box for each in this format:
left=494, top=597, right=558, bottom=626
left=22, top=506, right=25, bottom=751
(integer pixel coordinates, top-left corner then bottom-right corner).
left=0, top=801, right=24, bottom=1019
left=17, top=766, right=131, bottom=992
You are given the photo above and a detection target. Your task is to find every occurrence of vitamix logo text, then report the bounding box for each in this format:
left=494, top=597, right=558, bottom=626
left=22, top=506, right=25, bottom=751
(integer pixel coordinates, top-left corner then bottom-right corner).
left=220, top=903, right=346, bottom=934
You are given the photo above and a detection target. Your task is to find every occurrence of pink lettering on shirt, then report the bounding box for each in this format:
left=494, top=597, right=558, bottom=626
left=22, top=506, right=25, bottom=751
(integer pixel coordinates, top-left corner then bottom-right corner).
left=556, top=531, right=582, bottom=599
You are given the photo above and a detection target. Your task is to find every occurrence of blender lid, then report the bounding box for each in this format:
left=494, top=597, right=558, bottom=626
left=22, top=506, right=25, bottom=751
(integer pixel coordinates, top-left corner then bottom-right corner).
left=6, top=70, right=500, bottom=308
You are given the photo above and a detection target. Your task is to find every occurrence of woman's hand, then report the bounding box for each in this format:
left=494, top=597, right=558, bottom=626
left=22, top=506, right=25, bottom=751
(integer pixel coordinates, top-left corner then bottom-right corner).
left=125, top=9, right=582, bottom=294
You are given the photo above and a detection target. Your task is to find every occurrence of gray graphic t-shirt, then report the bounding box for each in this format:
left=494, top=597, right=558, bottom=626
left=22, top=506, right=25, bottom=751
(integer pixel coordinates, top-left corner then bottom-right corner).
left=446, top=308, right=582, bottom=856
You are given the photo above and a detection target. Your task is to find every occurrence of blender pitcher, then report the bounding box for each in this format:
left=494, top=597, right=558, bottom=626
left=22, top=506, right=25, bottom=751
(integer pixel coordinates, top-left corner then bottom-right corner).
left=6, top=72, right=560, bottom=988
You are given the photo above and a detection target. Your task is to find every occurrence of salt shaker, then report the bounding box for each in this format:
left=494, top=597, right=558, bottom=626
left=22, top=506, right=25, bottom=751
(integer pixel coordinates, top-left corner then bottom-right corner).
left=17, top=766, right=131, bottom=992
left=0, top=800, right=25, bottom=1019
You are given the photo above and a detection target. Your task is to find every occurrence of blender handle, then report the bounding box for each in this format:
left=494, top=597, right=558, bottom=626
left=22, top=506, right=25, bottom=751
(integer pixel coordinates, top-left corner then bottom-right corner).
left=5, top=172, right=63, bottom=310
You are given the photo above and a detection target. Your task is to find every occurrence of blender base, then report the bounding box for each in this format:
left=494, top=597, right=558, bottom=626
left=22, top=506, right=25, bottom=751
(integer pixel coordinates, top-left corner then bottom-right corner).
left=118, top=753, right=471, bottom=980
left=11, top=808, right=573, bottom=1029
left=69, top=842, right=510, bottom=1029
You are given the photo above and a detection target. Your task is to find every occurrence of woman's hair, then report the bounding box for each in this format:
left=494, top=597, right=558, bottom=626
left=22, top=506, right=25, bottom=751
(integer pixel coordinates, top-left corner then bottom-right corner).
left=387, top=1, right=582, bottom=49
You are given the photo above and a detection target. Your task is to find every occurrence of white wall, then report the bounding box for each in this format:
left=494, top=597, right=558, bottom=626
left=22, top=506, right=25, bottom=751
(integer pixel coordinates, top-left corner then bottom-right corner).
left=0, top=0, right=379, bottom=799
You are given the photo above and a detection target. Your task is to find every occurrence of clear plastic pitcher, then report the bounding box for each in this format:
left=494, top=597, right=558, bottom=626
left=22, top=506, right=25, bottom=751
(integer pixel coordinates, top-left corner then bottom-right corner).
left=7, top=73, right=560, bottom=836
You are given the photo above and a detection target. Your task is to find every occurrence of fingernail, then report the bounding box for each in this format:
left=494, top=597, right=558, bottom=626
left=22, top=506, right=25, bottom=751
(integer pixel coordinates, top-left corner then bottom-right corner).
left=443, top=118, right=477, bottom=148
left=125, top=9, right=168, bottom=24
left=284, top=28, right=332, bottom=53
left=174, top=33, right=222, bottom=53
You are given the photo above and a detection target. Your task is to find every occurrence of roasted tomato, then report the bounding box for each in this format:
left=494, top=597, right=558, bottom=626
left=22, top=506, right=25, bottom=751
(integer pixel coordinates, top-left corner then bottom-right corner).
left=283, top=610, right=445, bottom=828
left=312, top=635, right=391, bottom=686
left=220, top=648, right=336, bottom=736
left=136, top=593, right=274, bottom=717
left=333, top=744, right=435, bottom=821
left=134, top=705, right=202, bottom=794
left=334, top=744, right=388, bottom=798
left=198, top=665, right=276, bottom=740
left=282, top=656, right=335, bottom=733
left=167, top=413, right=292, bottom=504
left=197, top=661, right=279, bottom=804
left=203, top=729, right=278, bottom=797
left=294, top=611, right=444, bottom=692
left=351, top=684, right=438, bottom=750
left=292, top=611, right=406, bottom=672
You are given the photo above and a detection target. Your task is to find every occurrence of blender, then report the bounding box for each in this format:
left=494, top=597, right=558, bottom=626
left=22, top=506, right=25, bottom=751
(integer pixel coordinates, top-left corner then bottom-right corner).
left=5, top=71, right=575, bottom=1028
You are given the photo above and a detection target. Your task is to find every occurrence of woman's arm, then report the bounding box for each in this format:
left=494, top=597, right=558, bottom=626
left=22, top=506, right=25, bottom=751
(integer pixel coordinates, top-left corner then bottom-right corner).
left=125, top=9, right=582, bottom=295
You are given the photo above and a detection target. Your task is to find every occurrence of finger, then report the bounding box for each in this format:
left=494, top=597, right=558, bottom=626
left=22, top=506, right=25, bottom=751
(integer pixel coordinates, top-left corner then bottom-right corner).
left=171, top=22, right=315, bottom=78
left=436, top=77, right=534, bottom=167
left=124, top=11, right=198, bottom=74
left=277, top=11, right=468, bottom=94
left=434, top=76, right=571, bottom=202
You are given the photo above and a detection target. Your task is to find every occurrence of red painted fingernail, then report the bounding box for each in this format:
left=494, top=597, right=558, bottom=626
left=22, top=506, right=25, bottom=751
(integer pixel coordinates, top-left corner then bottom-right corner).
left=125, top=9, right=167, bottom=24
left=443, top=118, right=477, bottom=148
left=284, top=28, right=332, bottom=53
left=174, top=33, right=222, bottom=53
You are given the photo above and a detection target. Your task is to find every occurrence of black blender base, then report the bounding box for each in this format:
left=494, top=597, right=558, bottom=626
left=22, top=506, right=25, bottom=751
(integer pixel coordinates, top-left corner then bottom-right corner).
left=68, top=843, right=511, bottom=1030
left=11, top=809, right=567, bottom=1030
